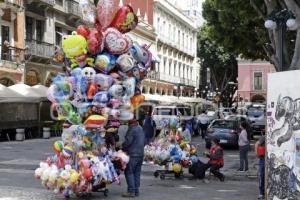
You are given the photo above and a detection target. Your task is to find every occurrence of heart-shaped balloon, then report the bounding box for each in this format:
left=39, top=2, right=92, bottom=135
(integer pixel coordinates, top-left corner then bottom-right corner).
left=116, top=52, right=135, bottom=72
left=95, top=53, right=116, bottom=73
left=104, top=28, right=133, bottom=55
left=96, top=0, right=119, bottom=30
left=110, top=5, right=138, bottom=33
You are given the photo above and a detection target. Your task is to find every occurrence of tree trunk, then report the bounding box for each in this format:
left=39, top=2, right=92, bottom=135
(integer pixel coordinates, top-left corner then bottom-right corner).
left=285, top=0, right=300, bottom=70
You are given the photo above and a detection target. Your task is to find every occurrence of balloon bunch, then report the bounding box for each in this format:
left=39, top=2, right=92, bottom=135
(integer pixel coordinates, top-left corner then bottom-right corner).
left=37, top=0, right=154, bottom=198
left=144, top=118, right=198, bottom=168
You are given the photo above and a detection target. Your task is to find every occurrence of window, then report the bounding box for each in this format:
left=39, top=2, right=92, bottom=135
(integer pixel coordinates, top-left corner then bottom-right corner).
left=169, top=24, right=171, bottom=39
left=253, top=72, right=262, bottom=90
left=174, top=62, right=177, bottom=76
left=178, top=30, right=180, bottom=45
left=36, top=20, right=44, bottom=42
left=169, top=60, right=172, bottom=75
left=157, top=17, right=160, bottom=33
left=211, top=120, right=237, bottom=129
left=26, top=16, right=33, bottom=40
left=163, top=21, right=166, bottom=36
left=55, top=0, right=63, bottom=6
left=153, top=108, right=177, bottom=116
left=163, top=59, right=166, bottom=73
left=173, top=27, right=176, bottom=41
left=182, top=33, right=184, bottom=47
left=55, top=26, right=62, bottom=46
left=1, top=25, right=10, bottom=60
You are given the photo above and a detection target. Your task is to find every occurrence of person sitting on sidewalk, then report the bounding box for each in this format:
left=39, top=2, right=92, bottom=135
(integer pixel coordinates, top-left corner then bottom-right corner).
left=203, top=138, right=225, bottom=182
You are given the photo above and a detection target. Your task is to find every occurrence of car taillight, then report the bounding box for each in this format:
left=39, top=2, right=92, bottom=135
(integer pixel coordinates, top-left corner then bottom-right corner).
left=207, top=128, right=214, bottom=133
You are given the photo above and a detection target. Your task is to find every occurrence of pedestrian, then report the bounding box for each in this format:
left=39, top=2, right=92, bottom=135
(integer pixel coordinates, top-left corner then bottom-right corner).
left=197, top=110, right=209, bottom=139
left=238, top=121, right=250, bottom=172
left=143, top=109, right=156, bottom=145
left=122, top=118, right=145, bottom=198
left=255, top=134, right=265, bottom=200
left=202, top=138, right=225, bottom=181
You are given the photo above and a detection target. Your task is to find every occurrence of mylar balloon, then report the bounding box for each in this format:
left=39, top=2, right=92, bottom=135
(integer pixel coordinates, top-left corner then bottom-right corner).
left=108, top=84, right=124, bottom=99
left=81, top=67, right=96, bottom=82
left=79, top=0, right=96, bottom=26
left=130, top=42, right=152, bottom=68
left=93, top=91, right=111, bottom=106
left=93, top=73, right=114, bottom=91
left=76, top=25, right=90, bottom=39
left=130, top=94, right=145, bottom=108
left=123, top=77, right=136, bottom=97
left=116, top=52, right=135, bottom=72
left=104, top=28, right=133, bottom=55
left=96, top=0, right=119, bottom=30
left=84, top=115, right=107, bottom=128
left=110, top=5, right=138, bottom=33
left=126, top=66, right=146, bottom=81
left=87, top=28, right=103, bottom=55
left=94, top=53, right=116, bottom=73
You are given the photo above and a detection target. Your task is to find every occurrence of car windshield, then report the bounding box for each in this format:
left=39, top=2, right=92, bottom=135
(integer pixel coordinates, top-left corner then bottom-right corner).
left=247, top=108, right=264, bottom=117
left=153, top=108, right=176, bottom=115
left=177, top=107, right=191, bottom=116
left=207, top=111, right=215, bottom=116
left=212, top=120, right=236, bottom=129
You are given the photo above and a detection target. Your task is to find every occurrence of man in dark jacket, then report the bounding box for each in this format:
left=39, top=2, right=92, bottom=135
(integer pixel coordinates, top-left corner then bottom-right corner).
left=122, top=118, right=145, bottom=198
left=203, top=138, right=225, bottom=181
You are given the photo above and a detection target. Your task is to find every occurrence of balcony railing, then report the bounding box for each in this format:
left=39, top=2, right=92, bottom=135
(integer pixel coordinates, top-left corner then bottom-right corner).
left=25, top=39, right=54, bottom=58
left=40, top=0, right=55, bottom=5
left=0, top=45, right=25, bottom=63
left=65, top=0, right=81, bottom=18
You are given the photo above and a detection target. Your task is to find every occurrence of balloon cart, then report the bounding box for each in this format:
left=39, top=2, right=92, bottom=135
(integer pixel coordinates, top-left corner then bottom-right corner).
left=34, top=0, right=155, bottom=199
left=153, top=161, right=184, bottom=180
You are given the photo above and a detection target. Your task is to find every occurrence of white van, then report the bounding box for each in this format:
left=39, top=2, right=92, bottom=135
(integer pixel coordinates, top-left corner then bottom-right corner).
left=152, top=105, right=193, bottom=131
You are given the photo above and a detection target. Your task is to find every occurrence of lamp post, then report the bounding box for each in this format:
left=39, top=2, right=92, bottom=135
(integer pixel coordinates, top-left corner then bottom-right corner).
left=264, top=9, right=296, bottom=72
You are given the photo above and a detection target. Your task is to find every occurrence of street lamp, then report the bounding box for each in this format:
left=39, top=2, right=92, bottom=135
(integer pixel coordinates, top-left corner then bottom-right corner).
left=264, top=9, right=296, bottom=72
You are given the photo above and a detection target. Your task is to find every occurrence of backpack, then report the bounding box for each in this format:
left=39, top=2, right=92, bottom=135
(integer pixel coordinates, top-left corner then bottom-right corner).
left=257, top=145, right=265, bottom=157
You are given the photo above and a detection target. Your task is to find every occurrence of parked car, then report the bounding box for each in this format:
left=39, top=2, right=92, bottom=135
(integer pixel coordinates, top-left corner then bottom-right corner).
left=246, top=107, right=266, bottom=136
left=225, top=114, right=253, bottom=139
left=152, top=105, right=194, bottom=134
left=205, top=119, right=239, bottom=149
left=207, top=110, right=218, bottom=122
left=219, top=107, right=232, bottom=117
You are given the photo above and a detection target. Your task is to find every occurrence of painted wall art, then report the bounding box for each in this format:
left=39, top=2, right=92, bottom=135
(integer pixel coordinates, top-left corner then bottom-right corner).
left=267, top=71, right=300, bottom=200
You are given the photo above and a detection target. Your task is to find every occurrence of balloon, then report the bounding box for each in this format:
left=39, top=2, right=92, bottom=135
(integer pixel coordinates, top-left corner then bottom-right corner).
left=70, top=171, right=80, bottom=183
left=109, top=84, right=124, bottom=99
left=130, top=94, right=145, bottom=108
left=110, top=5, right=138, bottom=33
left=93, top=73, right=114, bottom=91
left=94, top=53, right=116, bottom=74
left=84, top=115, right=107, bottom=128
left=54, top=141, right=64, bottom=153
left=126, top=66, right=146, bottom=81
left=79, top=0, right=96, bottom=26
left=62, top=32, right=94, bottom=68
left=172, top=163, right=182, bottom=173
left=130, top=42, right=152, bottom=68
left=87, top=28, right=103, bottom=55
left=81, top=67, right=96, bottom=82
left=87, top=83, right=97, bottom=100
left=118, top=109, right=134, bottom=121
left=47, top=85, right=57, bottom=103
left=93, top=91, right=111, bottom=106
left=104, top=28, right=133, bottom=55
left=123, top=77, right=136, bottom=98
left=96, top=0, right=119, bottom=30
left=76, top=25, right=90, bottom=39
left=116, top=52, right=135, bottom=72
left=63, top=145, right=74, bottom=158
left=169, top=117, right=178, bottom=130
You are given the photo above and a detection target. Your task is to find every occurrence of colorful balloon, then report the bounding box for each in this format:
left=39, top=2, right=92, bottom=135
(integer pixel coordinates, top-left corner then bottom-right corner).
left=123, top=77, right=136, bottom=98
left=110, top=5, right=138, bottom=33
left=93, top=73, right=114, bottom=91
left=87, top=28, right=103, bottom=55
left=84, top=115, right=107, bottom=128
left=76, top=25, right=90, bottom=39
left=116, top=51, right=135, bottom=72
left=63, top=145, right=74, bottom=158
left=93, top=91, right=111, bottom=106
left=104, top=28, right=133, bottom=55
left=54, top=141, right=64, bottom=153
left=109, top=84, right=124, bottom=99
left=79, top=0, right=96, bottom=26
left=96, top=0, right=119, bottom=30
left=130, top=42, right=152, bottom=68
left=94, top=53, right=116, bottom=73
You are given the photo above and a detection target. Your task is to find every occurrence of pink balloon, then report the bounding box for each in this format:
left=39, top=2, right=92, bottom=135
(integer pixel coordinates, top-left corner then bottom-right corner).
left=96, top=0, right=119, bottom=30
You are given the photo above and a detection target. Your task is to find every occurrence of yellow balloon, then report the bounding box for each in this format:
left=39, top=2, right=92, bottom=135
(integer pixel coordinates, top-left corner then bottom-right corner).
left=56, top=177, right=64, bottom=187
left=70, top=171, right=80, bottom=183
left=172, top=163, right=182, bottom=174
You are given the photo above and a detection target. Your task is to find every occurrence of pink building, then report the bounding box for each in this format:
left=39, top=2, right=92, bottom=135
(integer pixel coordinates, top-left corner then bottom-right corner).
left=237, top=60, right=276, bottom=103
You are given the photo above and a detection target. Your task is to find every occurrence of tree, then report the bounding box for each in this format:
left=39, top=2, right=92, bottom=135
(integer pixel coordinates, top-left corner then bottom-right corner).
left=197, top=25, right=237, bottom=106
left=202, top=0, right=300, bottom=71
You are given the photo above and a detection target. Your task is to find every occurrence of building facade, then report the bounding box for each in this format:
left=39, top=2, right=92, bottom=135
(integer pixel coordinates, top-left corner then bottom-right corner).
left=141, top=0, right=200, bottom=98
left=0, top=0, right=25, bottom=86
left=237, top=60, right=276, bottom=103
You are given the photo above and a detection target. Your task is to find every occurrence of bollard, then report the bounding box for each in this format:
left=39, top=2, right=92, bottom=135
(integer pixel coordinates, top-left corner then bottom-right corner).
left=15, top=129, right=25, bottom=141
left=43, top=127, right=51, bottom=139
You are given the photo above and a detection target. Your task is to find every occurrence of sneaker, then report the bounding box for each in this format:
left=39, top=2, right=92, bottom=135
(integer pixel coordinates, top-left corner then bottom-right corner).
left=257, top=194, right=264, bottom=199
left=122, top=192, right=135, bottom=198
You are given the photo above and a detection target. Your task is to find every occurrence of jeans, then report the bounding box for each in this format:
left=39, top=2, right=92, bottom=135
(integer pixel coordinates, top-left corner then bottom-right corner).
left=259, top=158, right=265, bottom=196
left=239, top=145, right=249, bottom=171
left=203, top=163, right=224, bottom=180
left=200, top=123, right=208, bottom=138
left=125, top=156, right=143, bottom=194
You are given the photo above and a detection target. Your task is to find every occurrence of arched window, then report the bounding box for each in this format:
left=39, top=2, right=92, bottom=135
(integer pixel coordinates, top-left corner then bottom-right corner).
left=0, top=77, right=14, bottom=86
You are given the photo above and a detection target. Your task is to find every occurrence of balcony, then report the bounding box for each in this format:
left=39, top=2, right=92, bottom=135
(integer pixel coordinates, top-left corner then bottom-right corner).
left=0, top=45, right=25, bottom=68
left=25, top=39, right=54, bottom=60
left=65, top=0, right=81, bottom=18
left=25, top=0, right=55, bottom=7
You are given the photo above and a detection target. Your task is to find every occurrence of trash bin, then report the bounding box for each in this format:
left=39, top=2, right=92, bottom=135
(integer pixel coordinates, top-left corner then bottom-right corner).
left=43, top=127, right=51, bottom=139
left=16, top=128, right=25, bottom=141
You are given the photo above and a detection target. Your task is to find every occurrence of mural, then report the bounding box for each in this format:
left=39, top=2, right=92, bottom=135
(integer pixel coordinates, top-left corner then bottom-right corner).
left=267, top=71, right=300, bottom=200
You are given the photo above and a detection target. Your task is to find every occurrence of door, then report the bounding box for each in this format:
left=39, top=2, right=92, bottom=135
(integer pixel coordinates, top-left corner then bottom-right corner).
left=1, top=25, right=10, bottom=60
